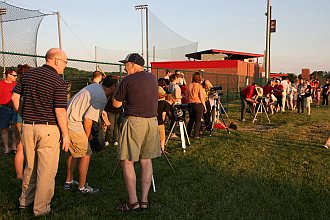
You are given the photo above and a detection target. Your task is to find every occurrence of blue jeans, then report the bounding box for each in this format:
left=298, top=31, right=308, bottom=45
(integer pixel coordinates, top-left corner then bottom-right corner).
left=0, top=106, right=14, bottom=128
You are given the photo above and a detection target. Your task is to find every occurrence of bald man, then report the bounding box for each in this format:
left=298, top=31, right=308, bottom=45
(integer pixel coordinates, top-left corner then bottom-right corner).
left=12, top=48, right=70, bottom=216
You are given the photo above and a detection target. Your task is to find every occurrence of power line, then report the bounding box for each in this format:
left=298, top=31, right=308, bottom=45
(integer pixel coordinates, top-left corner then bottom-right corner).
left=59, top=15, right=94, bottom=60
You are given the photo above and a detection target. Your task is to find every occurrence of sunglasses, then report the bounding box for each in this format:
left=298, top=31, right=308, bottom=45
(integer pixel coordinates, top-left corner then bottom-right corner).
left=10, top=73, right=18, bottom=77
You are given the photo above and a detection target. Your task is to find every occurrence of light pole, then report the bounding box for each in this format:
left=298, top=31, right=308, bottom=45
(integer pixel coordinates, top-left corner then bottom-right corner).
left=265, top=0, right=271, bottom=80
left=0, top=8, right=7, bottom=74
left=56, top=11, right=62, bottom=50
left=134, top=4, right=149, bottom=70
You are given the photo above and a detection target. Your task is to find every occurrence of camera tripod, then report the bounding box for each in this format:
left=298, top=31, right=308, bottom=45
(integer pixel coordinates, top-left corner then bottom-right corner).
left=252, top=98, right=271, bottom=124
left=209, top=97, right=232, bottom=135
left=165, top=117, right=190, bottom=153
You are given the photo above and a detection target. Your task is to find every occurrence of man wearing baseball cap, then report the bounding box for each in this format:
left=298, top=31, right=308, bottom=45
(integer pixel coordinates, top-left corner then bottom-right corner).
left=113, top=53, right=160, bottom=211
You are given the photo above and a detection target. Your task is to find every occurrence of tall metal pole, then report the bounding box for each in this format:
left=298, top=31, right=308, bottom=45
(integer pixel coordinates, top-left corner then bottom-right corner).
left=146, top=7, right=149, bottom=70
left=153, top=46, right=155, bottom=62
left=0, top=8, right=7, bottom=75
left=141, top=10, right=144, bottom=57
left=56, top=12, right=62, bottom=50
left=265, top=0, right=271, bottom=80
left=95, top=46, right=97, bottom=70
left=134, top=5, right=148, bottom=69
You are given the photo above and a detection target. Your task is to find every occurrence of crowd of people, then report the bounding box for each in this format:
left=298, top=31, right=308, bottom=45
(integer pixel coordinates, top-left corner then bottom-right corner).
left=0, top=47, right=329, bottom=216
left=240, top=77, right=330, bottom=121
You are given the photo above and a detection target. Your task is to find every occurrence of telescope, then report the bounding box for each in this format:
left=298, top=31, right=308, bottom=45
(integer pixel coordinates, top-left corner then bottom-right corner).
left=210, top=85, right=223, bottom=99
left=211, top=85, right=223, bottom=91
left=172, top=104, right=188, bottom=118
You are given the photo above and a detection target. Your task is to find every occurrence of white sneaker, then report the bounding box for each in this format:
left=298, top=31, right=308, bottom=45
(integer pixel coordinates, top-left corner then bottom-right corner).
left=105, top=141, right=109, bottom=147
left=114, top=142, right=118, bottom=146
left=78, top=184, right=99, bottom=194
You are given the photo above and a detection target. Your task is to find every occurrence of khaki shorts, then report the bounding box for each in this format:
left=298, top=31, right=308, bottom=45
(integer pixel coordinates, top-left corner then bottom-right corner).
left=68, top=130, right=92, bottom=158
left=159, top=124, right=165, bottom=142
left=118, top=116, right=161, bottom=161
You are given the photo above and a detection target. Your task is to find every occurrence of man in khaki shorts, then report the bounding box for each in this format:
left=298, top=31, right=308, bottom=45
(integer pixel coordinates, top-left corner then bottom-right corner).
left=64, top=76, right=118, bottom=193
left=113, top=53, right=160, bottom=211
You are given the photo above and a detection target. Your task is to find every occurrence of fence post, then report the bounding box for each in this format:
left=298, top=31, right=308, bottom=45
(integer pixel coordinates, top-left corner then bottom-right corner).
left=227, top=75, right=229, bottom=105
left=237, top=75, right=240, bottom=100
left=119, top=65, right=123, bottom=80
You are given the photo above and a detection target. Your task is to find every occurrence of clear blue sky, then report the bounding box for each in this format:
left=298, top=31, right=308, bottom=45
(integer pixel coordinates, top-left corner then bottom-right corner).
left=7, top=0, right=330, bottom=74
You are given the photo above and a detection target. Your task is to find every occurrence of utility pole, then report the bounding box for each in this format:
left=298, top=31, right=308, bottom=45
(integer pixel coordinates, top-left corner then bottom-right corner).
left=95, top=46, right=97, bottom=70
left=265, top=0, right=271, bottom=80
left=134, top=4, right=148, bottom=70
left=56, top=11, right=62, bottom=50
left=0, top=8, right=7, bottom=74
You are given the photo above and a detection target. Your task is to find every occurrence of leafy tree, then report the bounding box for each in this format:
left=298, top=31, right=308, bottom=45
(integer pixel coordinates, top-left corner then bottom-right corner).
left=287, top=73, right=297, bottom=82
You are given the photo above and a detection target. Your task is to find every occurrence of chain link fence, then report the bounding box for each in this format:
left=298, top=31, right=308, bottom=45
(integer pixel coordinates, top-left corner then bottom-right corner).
left=0, top=51, right=266, bottom=103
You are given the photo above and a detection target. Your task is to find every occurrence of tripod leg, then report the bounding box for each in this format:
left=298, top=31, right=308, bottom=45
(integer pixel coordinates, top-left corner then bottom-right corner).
left=253, top=103, right=261, bottom=123
left=161, top=148, right=175, bottom=173
left=261, top=102, right=271, bottom=124
left=219, top=101, right=231, bottom=123
left=111, top=160, right=121, bottom=178
left=179, top=121, right=186, bottom=152
left=182, top=122, right=191, bottom=146
left=209, top=106, right=216, bottom=136
left=165, top=121, right=177, bottom=146
left=218, top=111, right=230, bottom=134
left=151, top=175, right=156, bottom=193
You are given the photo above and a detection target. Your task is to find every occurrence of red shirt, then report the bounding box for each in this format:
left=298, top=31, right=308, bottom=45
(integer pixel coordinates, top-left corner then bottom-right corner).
left=241, top=85, right=257, bottom=99
left=0, top=80, right=16, bottom=105
left=274, top=84, right=283, bottom=97
left=263, top=85, right=274, bottom=95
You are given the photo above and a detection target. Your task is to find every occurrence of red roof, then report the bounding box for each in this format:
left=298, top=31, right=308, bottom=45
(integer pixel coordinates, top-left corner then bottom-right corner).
left=151, top=60, right=239, bottom=69
left=270, top=73, right=289, bottom=78
left=185, top=49, right=264, bottom=60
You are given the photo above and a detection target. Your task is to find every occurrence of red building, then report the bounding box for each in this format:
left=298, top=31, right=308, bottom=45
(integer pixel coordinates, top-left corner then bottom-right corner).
left=270, top=73, right=289, bottom=79
left=151, top=49, right=264, bottom=78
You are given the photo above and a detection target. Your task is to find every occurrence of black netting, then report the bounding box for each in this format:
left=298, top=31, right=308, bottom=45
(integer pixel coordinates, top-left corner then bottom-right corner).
left=94, top=9, right=198, bottom=65
left=149, top=9, right=198, bottom=61
left=0, top=1, right=47, bottom=67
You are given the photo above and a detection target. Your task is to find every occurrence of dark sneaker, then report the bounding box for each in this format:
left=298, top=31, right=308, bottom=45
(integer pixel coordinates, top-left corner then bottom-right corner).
left=64, top=180, right=79, bottom=190
left=78, top=184, right=99, bottom=194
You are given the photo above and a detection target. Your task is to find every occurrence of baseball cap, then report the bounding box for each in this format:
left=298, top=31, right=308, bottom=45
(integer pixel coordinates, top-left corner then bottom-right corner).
left=102, top=75, right=118, bottom=88
left=119, top=53, right=145, bottom=67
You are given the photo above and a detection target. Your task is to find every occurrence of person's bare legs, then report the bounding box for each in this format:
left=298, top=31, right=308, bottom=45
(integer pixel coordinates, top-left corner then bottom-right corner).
left=1, top=128, right=9, bottom=153
left=140, top=159, right=153, bottom=207
left=65, top=155, right=77, bottom=183
left=160, top=140, right=165, bottom=152
left=14, top=141, right=24, bottom=179
left=10, top=126, right=17, bottom=151
left=121, top=160, right=138, bottom=204
left=78, top=156, right=90, bottom=188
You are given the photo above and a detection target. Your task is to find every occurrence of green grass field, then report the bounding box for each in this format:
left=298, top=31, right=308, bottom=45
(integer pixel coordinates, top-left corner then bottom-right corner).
left=0, top=102, right=329, bottom=219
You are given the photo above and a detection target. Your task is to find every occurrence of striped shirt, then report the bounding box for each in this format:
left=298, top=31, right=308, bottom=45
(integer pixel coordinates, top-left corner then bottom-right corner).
left=14, top=65, right=67, bottom=124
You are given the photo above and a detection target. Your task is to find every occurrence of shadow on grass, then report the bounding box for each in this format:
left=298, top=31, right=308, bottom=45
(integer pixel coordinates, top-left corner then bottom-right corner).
left=0, top=140, right=329, bottom=219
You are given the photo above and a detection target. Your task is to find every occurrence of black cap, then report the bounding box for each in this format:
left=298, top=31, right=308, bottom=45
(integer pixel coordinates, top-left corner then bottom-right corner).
left=102, top=75, right=118, bottom=88
left=119, top=53, right=145, bottom=67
